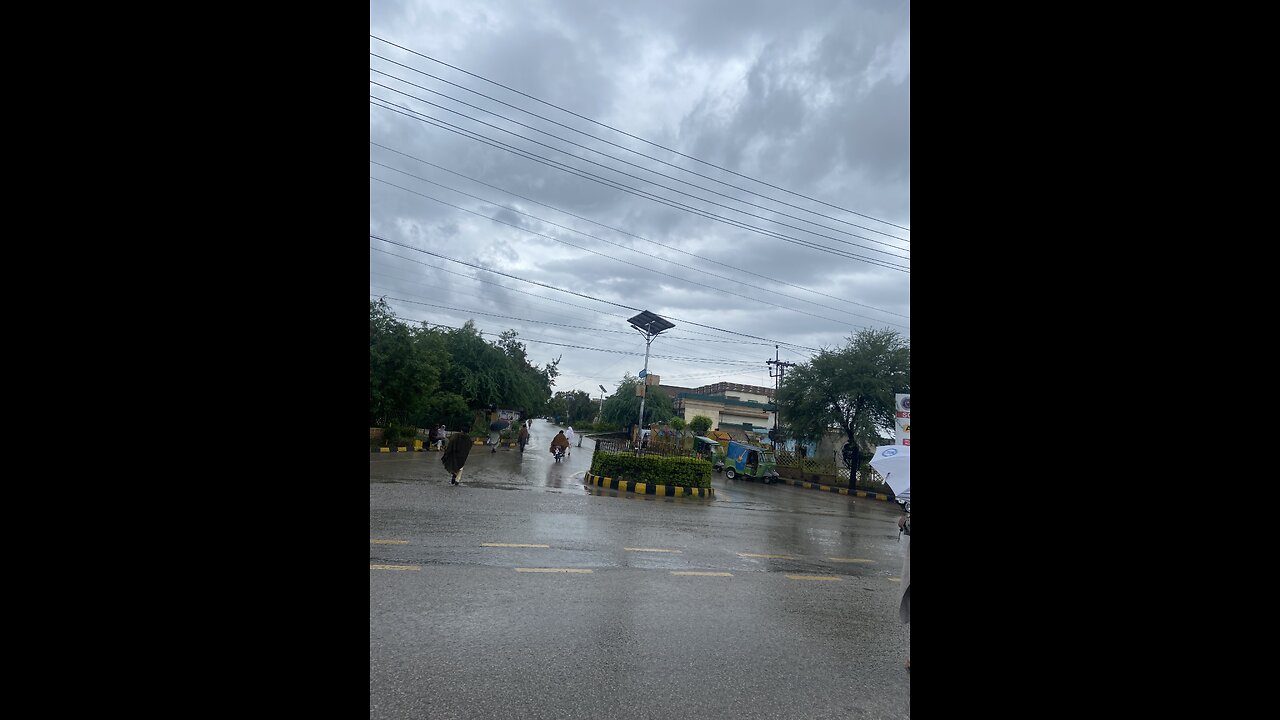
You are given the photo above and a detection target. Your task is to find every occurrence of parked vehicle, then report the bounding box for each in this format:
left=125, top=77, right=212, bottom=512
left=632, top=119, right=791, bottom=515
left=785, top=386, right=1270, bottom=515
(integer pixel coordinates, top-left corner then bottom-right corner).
left=723, top=440, right=779, bottom=483
left=695, top=436, right=727, bottom=472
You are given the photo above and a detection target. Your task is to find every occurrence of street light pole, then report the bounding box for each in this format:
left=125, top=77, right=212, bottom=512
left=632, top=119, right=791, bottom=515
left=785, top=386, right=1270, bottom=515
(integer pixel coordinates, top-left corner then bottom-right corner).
left=627, top=311, right=674, bottom=452
left=637, top=333, right=654, bottom=442
left=597, top=384, right=607, bottom=424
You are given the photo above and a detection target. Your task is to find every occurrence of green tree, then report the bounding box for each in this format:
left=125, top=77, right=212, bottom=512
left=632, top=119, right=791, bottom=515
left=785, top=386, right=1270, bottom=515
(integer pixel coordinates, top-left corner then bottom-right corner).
left=688, top=415, right=713, bottom=435
left=601, top=374, right=673, bottom=430
left=553, top=389, right=594, bottom=424
left=669, top=417, right=686, bottom=431
left=370, top=299, right=440, bottom=427
left=775, top=328, right=910, bottom=457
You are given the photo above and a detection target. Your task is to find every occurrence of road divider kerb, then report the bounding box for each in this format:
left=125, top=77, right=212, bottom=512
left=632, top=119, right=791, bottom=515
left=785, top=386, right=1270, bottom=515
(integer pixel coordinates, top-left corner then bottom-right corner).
left=585, top=472, right=715, bottom=498
left=778, top=477, right=895, bottom=501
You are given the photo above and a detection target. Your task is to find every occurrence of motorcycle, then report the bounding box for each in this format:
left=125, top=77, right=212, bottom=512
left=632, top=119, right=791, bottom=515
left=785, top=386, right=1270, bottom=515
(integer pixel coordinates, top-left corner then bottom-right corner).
left=551, top=445, right=566, bottom=462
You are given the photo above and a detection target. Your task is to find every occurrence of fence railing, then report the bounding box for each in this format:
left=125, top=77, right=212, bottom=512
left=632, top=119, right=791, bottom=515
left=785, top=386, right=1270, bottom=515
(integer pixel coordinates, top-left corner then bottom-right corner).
left=774, top=448, right=878, bottom=488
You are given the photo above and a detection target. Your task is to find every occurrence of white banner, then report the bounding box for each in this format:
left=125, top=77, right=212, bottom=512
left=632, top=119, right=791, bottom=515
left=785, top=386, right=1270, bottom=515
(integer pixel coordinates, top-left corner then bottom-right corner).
left=895, top=394, right=910, bottom=446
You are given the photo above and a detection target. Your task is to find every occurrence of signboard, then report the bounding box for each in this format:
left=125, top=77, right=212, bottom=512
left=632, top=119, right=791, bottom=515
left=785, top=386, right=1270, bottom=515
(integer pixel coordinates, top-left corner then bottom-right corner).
left=895, top=394, right=910, bottom=446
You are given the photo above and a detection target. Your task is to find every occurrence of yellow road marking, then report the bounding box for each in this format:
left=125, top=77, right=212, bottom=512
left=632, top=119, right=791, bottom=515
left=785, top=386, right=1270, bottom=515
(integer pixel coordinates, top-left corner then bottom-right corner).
left=888, top=577, right=902, bottom=582
left=370, top=564, right=420, bottom=571
left=481, top=543, right=550, bottom=548
left=738, top=553, right=795, bottom=559
left=370, top=539, right=408, bottom=545
left=624, top=548, right=682, bottom=553
left=786, top=575, right=841, bottom=581
left=671, top=571, right=733, bottom=577
left=515, top=568, right=592, bottom=573
left=829, top=557, right=875, bottom=563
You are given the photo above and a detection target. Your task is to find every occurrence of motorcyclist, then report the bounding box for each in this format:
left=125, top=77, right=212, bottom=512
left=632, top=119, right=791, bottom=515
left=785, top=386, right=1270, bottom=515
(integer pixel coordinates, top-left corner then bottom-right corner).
left=550, top=430, right=570, bottom=459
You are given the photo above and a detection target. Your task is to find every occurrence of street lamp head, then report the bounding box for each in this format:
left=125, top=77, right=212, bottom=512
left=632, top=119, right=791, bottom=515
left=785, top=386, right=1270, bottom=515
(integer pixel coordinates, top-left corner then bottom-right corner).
left=627, top=310, right=675, bottom=336
left=599, top=385, right=608, bottom=394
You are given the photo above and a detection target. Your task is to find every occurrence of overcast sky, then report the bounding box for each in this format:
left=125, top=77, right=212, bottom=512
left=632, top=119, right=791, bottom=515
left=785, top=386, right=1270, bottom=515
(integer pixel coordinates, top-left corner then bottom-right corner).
left=369, top=0, right=909, bottom=401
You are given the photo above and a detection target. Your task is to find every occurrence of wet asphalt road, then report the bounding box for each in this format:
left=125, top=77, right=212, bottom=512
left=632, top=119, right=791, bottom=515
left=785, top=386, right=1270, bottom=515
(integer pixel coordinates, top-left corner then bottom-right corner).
left=371, top=419, right=910, bottom=719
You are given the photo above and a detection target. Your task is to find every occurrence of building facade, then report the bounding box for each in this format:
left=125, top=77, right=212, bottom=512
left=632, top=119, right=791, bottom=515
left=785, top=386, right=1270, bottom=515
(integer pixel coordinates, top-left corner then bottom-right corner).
left=657, top=381, right=776, bottom=440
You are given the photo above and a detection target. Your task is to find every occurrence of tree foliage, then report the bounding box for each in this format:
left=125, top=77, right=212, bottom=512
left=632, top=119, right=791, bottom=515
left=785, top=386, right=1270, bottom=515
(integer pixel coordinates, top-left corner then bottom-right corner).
left=775, top=329, right=910, bottom=455
left=601, top=374, right=673, bottom=430
left=688, top=415, right=713, bottom=435
left=551, top=389, right=596, bottom=424
left=370, top=299, right=440, bottom=427
left=369, top=300, right=559, bottom=430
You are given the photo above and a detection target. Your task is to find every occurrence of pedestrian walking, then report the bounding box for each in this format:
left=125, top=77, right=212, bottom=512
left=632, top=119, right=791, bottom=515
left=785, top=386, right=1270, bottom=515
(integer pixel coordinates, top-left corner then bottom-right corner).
left=441, top=431, right=473, bottom=485
left=565, top=426, right=575, bottom=456
left=517, top=423, right=530, bottom=453
left=433, top=425, right=446, bottom=450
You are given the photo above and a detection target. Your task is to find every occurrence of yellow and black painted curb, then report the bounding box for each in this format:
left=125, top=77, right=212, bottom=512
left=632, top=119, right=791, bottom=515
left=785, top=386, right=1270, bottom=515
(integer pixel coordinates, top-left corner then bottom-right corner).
left=777, top=477, right=894, bottom=501
left=585, top=472, right=715, bottom=498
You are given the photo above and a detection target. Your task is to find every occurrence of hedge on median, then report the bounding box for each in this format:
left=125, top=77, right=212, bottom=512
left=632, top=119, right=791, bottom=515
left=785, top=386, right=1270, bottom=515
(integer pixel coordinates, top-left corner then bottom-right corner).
left=589, top=452, right=712, bottom=489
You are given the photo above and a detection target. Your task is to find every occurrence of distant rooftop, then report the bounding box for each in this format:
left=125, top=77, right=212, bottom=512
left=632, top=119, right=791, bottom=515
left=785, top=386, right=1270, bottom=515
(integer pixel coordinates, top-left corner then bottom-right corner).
left=694, top=382, right=775, bottom=399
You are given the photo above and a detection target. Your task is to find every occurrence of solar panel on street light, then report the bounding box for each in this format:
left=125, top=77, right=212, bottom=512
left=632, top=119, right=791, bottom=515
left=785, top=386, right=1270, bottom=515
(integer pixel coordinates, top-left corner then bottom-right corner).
left=627, top=310, right=674, bottom=335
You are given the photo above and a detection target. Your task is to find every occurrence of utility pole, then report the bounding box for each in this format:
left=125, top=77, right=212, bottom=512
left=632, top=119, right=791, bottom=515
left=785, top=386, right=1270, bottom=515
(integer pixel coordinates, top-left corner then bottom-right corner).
left=766, top=345, right=795, bottom=451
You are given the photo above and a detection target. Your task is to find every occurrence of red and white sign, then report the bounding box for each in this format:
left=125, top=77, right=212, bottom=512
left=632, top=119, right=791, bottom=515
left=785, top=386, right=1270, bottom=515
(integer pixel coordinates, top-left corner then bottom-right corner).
left=895, top=394, right=910, bottom=446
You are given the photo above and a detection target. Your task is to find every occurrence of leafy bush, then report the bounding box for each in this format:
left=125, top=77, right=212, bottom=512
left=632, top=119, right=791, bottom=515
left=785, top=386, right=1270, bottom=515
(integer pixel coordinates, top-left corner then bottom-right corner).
left=590, top=452, right=712, bottom=488
left=669, top=417, right=685, bottom=431
left=383, top=421, right=415, bottom=446
left=688, top=415, right=713, bottom=435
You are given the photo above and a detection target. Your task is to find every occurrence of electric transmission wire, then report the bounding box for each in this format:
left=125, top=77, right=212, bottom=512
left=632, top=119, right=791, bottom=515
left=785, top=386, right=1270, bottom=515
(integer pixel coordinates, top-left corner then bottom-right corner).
left=370, top=234, right=822, bottom=352
left=370, top=159, right=910, bottom=329
left=369, top=245, right=814, bottom=353
left=370, top=98, right=907, bottom=272
left=371, top=245, right=821, bottom=359
left=370, top=175, right=898, bottom=333
left=369, top=35, right=911, bottom=236
left=373, top=300, right=764, bottom=366
left=370, top=142, right=910, bottom=321
left=370, top=80, right=907, bottom=263
left=369, top=65, right=909, bottom=254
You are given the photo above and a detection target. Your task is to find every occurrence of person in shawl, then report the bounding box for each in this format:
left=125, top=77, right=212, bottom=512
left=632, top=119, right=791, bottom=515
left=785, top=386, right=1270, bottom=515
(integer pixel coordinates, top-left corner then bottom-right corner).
left=441, top=430, right=473, bottom=485
left=517, top=423, right=530, bottom=453
left=550, top=430, right=570, bottom=458
left=564, top=426, right=575, bottom=456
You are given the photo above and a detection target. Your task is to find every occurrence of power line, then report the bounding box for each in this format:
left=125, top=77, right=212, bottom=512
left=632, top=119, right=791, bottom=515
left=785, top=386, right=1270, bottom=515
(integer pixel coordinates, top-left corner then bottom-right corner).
left=370, top=234, right=822, bottom=351
left=370, top=175, right=899, bottom=332
left=370, top=51, right=908, bottom=246
left=370, top=142, right=910, bottom=321
left=370, top=159, right=910, bottom=329
left=368, top=246, right=815, bottom=353
left=373, top=299, right=764, bottom=366
left=370, top=80, right=907, bottom=262
left=369, top=35, right=911, bottom=235
left=369, top=65, right=909, bottom=254
left=370, top=98, right=908, bottom=272
left=369, top=281, right=787, bottom=350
